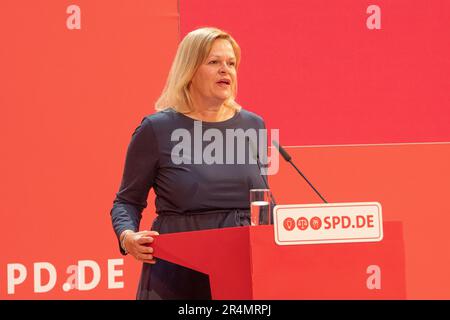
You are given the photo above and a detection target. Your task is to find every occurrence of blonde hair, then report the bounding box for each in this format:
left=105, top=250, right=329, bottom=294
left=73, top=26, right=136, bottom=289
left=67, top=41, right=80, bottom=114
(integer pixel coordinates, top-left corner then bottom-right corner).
left=155, top=27, right=242, bottom=113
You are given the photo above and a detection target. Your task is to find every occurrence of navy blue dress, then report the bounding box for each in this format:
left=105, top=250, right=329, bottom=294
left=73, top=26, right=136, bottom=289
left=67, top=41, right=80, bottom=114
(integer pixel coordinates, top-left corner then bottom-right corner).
left=110, top=108, right=268, bottom=299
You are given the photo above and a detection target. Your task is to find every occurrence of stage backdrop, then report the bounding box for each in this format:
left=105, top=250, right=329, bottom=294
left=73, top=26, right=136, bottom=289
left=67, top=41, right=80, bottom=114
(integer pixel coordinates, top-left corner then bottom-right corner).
left=180, top=0, right=450, bottom=299
left=1, top=0, right=449, bottom=299
left=0, top=0, right=179, bottom=299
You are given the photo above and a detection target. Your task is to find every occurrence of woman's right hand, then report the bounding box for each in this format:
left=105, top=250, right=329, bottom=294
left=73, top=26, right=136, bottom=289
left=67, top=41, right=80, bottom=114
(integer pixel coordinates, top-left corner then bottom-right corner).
left=120, top=230, right=159, bottom=264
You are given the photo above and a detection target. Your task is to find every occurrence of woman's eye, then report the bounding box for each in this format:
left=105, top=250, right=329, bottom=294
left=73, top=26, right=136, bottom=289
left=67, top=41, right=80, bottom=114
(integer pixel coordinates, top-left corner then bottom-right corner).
left=209, top=60, right=217, bottom=64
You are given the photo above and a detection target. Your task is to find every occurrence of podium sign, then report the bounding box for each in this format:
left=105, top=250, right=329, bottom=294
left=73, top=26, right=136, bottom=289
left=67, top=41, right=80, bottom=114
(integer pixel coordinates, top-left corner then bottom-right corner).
left=273, top=202, right=383, bottom=246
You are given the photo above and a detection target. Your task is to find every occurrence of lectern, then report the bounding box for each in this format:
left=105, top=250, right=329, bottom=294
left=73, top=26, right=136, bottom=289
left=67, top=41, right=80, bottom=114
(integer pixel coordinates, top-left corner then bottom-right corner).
left=152, top=222, right=405, bottom=299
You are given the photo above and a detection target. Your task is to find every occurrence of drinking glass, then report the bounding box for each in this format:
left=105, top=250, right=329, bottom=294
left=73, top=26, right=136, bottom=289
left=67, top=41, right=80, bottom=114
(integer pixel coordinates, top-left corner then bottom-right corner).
left=249, top=189, right=272, bottom=226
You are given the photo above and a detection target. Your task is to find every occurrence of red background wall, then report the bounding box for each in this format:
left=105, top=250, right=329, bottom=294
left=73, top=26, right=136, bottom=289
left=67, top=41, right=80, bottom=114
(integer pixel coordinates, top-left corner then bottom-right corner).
left=181, top=0, right=450, bottom=145
left=0, top=0, right=179, bottom=299
left=180, top=0, right=450, bottom=299
left=1, top=0, right=449, bottom=299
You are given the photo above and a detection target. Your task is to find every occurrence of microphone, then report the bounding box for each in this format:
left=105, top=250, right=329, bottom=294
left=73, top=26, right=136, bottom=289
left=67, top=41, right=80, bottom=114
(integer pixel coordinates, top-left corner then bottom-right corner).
left=247, top=136, right=277, bottom=206
left=272, top=140, right=328, bottom=203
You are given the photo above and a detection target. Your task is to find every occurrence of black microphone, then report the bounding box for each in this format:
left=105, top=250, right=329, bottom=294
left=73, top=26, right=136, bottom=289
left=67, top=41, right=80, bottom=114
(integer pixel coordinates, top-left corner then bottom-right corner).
left=247, top=136, right=277, bottom=206
left=272, top=140, right=328, bottom=203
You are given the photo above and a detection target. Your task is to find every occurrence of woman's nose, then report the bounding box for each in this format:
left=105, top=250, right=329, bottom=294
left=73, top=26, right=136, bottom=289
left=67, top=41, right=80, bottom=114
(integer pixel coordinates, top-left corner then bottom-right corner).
left=219, top=62, right=230, bottom=74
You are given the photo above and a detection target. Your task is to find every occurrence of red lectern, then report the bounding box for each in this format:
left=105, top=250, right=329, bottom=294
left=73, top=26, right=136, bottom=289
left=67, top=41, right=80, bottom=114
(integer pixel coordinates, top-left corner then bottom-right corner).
left=152, top=222, right=405, bottom=299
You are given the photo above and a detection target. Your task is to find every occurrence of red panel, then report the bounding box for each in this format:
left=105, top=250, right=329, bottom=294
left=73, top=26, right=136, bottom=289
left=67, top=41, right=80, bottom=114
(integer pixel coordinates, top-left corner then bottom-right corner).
left=180, top=0, right=450, bottom=145
left=152, top=227, right=254, bottom=299
left=0, top=0, right=178, bottom=299
left=268, top=143, right=450, bottom=299
left=250, top=223, right=405, bottom=299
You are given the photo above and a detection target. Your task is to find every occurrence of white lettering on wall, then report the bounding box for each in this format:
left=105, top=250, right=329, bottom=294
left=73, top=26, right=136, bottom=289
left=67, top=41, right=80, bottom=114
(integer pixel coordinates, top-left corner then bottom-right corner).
left=5, top=259, right=125, bottom=295
left=7, top=263, right=27, bottom=294
left=77, top=260, right=101, bottom=291
left=34, top=262, right=57, bottom=293
left=107, top=259, right=124, bottom=289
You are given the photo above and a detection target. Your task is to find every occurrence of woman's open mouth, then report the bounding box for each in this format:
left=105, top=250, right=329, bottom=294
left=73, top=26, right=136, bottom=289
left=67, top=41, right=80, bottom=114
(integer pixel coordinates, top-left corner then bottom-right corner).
left=216, top=79, right=231, bottom=87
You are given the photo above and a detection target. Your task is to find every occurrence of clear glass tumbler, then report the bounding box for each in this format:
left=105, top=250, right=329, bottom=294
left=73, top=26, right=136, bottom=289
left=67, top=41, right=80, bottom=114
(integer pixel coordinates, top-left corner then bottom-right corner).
left=249, top=189, right=272, bottom=226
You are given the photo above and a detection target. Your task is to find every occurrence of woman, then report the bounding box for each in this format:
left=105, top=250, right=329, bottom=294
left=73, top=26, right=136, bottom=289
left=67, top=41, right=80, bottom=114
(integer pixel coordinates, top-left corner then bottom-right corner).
left=110, top=27, right=268, bottom=299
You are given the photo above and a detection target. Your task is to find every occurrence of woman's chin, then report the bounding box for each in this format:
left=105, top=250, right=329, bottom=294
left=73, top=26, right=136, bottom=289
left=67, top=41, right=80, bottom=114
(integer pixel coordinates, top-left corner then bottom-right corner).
left=213, top=92, right=232, bottom=101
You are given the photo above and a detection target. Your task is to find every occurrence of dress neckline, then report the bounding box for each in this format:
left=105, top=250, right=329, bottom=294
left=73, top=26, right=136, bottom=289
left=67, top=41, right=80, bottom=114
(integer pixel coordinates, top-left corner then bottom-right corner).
left=173, top=108, right=241, bottom=127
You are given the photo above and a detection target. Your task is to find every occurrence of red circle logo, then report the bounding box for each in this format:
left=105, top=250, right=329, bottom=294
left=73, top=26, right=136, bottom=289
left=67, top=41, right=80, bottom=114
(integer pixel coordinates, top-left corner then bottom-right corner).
left=297, top=217, right=309, bottom=230
left=310, top=216, right=322, bottom=230
left=283, top=217, right=295, bottom=231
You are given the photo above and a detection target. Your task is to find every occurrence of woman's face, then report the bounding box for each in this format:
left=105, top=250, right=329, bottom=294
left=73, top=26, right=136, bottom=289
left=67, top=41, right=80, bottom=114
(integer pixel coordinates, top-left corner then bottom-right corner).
left=190, top=39, right=237, bottom=106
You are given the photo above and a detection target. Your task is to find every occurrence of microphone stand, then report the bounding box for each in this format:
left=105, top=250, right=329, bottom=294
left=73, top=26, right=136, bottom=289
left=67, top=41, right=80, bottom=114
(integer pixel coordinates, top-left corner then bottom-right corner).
left=272, top=140, right=328, bottom=204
